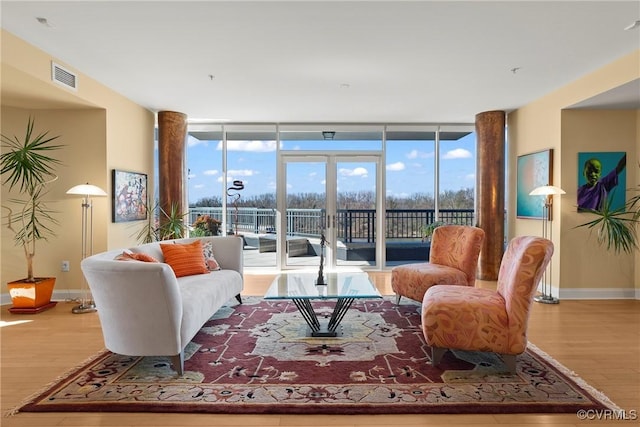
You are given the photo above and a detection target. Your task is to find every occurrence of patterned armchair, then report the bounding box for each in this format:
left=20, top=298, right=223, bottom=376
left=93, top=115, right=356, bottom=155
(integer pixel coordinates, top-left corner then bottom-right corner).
left=391, top=225, right=485, bottom=304
left=422, top=236, right=554, bottom=373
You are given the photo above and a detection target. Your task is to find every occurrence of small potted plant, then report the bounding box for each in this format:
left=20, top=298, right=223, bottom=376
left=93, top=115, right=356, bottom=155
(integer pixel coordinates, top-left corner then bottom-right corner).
left=1, top=117, right=63, bottom=312
left=421, top=221, right=448, bottom=242
left=191, top=214, right=221, bottom=237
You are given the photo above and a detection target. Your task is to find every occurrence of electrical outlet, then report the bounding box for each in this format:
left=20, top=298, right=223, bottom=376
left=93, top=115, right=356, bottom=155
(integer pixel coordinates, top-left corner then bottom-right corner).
left=61, top=260, right=70, bottom=272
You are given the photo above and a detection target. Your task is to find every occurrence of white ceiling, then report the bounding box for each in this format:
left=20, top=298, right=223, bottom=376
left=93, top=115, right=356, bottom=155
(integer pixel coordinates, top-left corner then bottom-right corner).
left=1, top=1, right=639, bottom=124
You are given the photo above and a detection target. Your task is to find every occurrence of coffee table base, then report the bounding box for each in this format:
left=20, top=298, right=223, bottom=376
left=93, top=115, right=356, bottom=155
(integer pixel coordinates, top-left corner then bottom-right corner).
left=306, top=326, right=344, bottom=338
left=292, top=296, right=355, bottom=338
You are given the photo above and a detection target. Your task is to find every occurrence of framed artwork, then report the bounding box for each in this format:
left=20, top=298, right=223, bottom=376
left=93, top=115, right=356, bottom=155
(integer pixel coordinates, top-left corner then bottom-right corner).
left=577, top=151, right=626, bottom=212
left=112, top=169, right=148, bottom=222
left=517, top=149, right=553, bottom=219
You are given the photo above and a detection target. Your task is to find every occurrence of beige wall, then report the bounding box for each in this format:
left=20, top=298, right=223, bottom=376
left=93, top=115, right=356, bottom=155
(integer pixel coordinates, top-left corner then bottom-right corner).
left=561, top=110, right=636, bottom=295
left=1, top=30, right=154, bottom=300
left=508, top=50, right=640, bottom=299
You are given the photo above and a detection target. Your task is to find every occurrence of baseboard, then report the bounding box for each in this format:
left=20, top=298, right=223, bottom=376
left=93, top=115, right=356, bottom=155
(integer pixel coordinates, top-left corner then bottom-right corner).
left=557, top=287, right=639, bottom=300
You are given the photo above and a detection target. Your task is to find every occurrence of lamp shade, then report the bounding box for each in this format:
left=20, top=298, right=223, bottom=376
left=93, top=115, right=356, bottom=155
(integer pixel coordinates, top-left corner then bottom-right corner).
left=67, top=183, right=107, bottom=197
left=529, top=185, right=566, bottom=196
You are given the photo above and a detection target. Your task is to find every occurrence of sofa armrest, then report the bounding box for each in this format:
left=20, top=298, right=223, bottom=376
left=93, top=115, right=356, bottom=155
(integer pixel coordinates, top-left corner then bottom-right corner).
left=81, top=255, right=184, bottom=356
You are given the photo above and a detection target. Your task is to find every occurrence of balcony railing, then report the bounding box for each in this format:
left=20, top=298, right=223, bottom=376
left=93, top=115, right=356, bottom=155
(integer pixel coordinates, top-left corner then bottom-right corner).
left=190, top=207, right=475, bottom=242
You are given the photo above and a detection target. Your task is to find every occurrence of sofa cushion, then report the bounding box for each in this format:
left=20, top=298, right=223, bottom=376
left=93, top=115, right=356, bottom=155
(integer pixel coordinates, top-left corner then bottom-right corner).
left=202, top=241, right=221, bottom=271
left=114, top=251, right=159, bottom=263
left=160, top=240, right=208, bottom=277
left=131, top=242, right=164, bottom=262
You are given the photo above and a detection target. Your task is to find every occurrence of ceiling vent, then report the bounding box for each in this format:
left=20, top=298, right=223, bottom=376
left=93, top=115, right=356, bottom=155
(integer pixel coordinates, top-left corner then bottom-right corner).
left=51, top=62, right=78, bottom=91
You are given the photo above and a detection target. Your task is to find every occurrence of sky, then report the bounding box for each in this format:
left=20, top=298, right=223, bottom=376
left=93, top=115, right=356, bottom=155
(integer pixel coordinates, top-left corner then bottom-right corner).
left=184, top=133, right=477, bottom=204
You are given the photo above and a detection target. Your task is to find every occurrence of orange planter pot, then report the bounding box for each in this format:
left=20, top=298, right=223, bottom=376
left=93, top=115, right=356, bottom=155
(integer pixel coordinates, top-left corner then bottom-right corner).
left=7, top=277, right=56, bottom=312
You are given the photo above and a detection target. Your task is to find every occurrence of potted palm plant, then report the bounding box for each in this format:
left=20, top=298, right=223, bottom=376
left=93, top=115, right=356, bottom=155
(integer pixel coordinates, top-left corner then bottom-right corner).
left=576, top=188, right=640, bottom=254
left=1, top=117, right=63, bottom=313
left=134, top=197, right=188, bottom=243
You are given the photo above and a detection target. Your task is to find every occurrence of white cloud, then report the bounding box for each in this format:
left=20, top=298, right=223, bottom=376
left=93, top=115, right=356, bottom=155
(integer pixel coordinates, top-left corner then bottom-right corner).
left=203, top=169, right=219, bottom=176
left=227, top=169, right=255, bottom=177
left=188, top=173, right=196, bottom=179
left=339, top=167, right=368, bottom=177
left=466, top=173, right=475, bottom=180
left=386, top=161, right=405, bottom=171
left=443, top=148, right=472, bottom=159
left=407, top=149, right=433, bottom=159
left=217, top=140, right=277, bottom=152
left=193, top=184, right=205, bottom=189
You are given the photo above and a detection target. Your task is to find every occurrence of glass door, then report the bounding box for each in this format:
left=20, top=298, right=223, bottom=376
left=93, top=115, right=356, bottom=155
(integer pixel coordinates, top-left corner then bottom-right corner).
left=280, top=154, right=382, bottom=270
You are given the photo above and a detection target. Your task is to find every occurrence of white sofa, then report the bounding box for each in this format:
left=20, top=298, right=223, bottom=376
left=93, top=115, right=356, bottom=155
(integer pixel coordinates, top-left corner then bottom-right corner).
left=81, top=236, right=244, bottom=375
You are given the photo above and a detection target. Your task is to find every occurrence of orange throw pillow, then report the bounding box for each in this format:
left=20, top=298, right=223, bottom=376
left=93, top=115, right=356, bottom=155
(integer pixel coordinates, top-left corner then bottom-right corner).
left=160, top=240, right=208, bottom=277
left=115, top=251, right=159, bottom=263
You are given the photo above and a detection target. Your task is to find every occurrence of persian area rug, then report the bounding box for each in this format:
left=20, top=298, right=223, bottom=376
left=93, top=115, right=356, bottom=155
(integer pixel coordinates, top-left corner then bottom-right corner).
left=14, top=297, right=618, bottom=415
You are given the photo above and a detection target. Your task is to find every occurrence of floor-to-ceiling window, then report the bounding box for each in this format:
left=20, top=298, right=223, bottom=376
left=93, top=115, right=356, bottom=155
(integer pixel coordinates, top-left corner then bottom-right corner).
left=436, top=126, right=478, bottom=272
left=384, top=125, right=477, bottom=266
left=177, top=122, right=477, bottom=271
left=186, top=124, right=278, bottom=269
left=438, top=125, right=477, bottom=221
left=384, top=126, right=437, bottom=265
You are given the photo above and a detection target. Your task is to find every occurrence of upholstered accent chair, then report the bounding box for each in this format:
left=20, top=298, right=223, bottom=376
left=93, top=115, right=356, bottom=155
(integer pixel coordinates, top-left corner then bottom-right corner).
left=422, top=236, right=554, bottom=373
left=391, top=225, right=485, bottom=304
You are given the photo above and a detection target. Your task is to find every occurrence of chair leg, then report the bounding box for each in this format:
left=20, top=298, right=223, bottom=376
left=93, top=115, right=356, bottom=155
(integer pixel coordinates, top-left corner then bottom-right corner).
left=431, top=347, right=447, bottom=366
left=395, top=293, right=402, bottom=305
left=502, top=354, right=516, bottom=374
left=235, top=294, right=242, bottom=304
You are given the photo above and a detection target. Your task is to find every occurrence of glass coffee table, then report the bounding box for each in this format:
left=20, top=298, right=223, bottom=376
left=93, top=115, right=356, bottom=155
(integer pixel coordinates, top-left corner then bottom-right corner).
left=264, top=271, right=382, bottom=337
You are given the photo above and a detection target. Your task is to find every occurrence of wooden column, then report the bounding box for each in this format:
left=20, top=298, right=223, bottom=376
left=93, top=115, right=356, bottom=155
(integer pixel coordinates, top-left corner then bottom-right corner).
left=157, top=111, right=187, bottom=228
left=476, top=110, right=505, bottom=280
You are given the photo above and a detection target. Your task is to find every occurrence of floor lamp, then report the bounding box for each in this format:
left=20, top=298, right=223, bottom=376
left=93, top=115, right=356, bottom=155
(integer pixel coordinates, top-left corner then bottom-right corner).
left=529, top=185, right=566, bottom=304
left=66, top=183, right=107, bottom=314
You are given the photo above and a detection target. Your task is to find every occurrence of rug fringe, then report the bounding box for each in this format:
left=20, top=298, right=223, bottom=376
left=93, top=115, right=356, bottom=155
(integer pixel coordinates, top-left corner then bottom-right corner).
left=526, top=342, right=622, bottom=411
left=3, top=348, right=109, bottom=417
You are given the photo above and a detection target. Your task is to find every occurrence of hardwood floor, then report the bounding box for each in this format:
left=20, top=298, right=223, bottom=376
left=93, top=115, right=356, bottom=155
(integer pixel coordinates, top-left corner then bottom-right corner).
left=1, top=272, right=639, bottom=427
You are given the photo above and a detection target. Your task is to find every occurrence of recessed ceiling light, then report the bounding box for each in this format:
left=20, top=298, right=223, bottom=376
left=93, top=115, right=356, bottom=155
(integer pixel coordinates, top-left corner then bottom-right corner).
left=624, top=20, right=640, bottom=31
left=340, top=83, right=350, bottom=89
left=36, top=17, right=54, bottom=28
